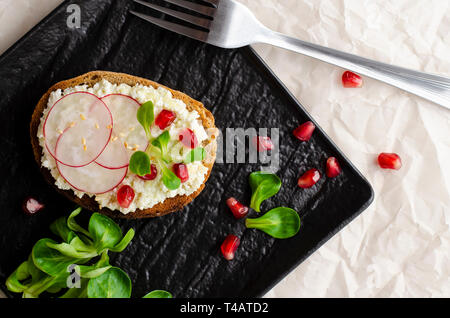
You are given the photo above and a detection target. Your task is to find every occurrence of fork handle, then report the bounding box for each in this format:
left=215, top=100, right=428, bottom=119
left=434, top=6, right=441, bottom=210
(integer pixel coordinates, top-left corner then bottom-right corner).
left=259, top=30, right=450, bottom=110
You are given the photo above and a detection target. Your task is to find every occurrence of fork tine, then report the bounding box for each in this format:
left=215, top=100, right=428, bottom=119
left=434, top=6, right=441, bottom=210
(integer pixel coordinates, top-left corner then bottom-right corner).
left=134, top=0, right=211, bottom=29
left=130, top=10, right=208, bottom=42
left=162, top=0, right=216, bottom=17
left=200, top=0, right=219, bottom=6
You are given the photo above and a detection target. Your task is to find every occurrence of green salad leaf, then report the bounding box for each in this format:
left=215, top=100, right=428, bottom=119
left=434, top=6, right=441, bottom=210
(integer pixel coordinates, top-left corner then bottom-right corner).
left=137, top=101, right=155, bottom=138
left=249, top=171, right=282, bottom=212
left=245, top=207, right=301, bottom=239
left=50, top=217, right=76, bottom=243
left=88, top=213, right=124, bottom=252
left=87, top=267, right=132, bottom=298
left=32, top=238, right=87, bottom=277
left=67, top=207, right=92, bottom=239
left=161, top=165, right=181, bottom=190
left=22, top=275, right=60, bottom=298
left=77, top=265, right=112, bottom=279
left=68, top=236, right=95, bottom=253
left=59, top=278, right=88, bottom=298
left=27, top=254, right=45, bottom=285
left=45, top=240, right=97, bottom=259
left=6, top=206, right=170, bottom=299
left=109, top=228, right=135, bottom=253
left=151, top=131, right=171, bottom=162
left=143, top=290, right=173, bottom=298
left=129, top=151, right=152, bottom=176
left=5, top=261, right=30, bottom=293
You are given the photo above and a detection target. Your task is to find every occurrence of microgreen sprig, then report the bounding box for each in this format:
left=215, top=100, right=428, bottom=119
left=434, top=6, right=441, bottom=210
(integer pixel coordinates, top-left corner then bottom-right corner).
left=137, top=101, right=155, bottom=139
left=151, top=130, right=171, bottom=163
left=249, top=171, right=282, bottom=212
left=245, top=207, right=301, bottom=239
left=243, top=172, right=301, bottom=239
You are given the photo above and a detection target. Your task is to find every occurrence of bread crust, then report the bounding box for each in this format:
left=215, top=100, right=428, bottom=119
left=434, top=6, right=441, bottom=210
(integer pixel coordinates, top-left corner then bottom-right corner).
left=30, top=71, right=217, bottom=219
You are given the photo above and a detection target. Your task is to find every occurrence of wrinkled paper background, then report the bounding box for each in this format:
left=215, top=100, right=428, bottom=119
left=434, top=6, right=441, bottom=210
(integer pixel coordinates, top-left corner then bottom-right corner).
left=0, top=0, right=449, bottom=298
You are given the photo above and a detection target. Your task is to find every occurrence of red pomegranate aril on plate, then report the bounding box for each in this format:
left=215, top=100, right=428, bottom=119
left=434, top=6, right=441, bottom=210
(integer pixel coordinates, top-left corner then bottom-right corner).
left=221, top=235, right=240, bottom=261
left=155, top=110, right=176, bottom=130
left=226, top=197, right=249, bottom=219
left=326, top=157, right=342, bottom=178
left=22, top=197, right=44, bottom=215
left=378, top=153, right=402, bottom=170
left=252, top=136, right=274, bottom=152
left=173, top=163, right=189, bottom=183
left=179, top=128, right=198, bottom=149
left=138, top=164, right=157, bottom=181
left=117, top=185, right=135, bottom=208
left=293, top=121, right=316, bottom=142
left=342, top=71, right=363, bottom=88
left=298, top=169, right=321, bottom=188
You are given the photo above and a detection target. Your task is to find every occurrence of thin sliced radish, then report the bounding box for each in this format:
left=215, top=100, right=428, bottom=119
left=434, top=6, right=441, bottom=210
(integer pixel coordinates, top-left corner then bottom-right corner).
left=43, top=92, right=112, bottom=167
left=56, top=133, right=128, bottom=194
left=95, top=131, right=130, bottom=169
left=55, top=130, right=127, bottom=194
left=95, top=94, right=148, bottom=169
left=57, top=161, right=127, bottom=194
left=101, top=94, right=148, bottom=150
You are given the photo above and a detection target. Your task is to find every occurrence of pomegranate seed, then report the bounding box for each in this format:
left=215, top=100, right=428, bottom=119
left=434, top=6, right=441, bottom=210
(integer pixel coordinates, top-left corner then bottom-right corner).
left=179, top=128, right=198, bottom=149
left=326, top=157, right=342, bottom=178
left=155, top=110, right=176, bottom=130
left=378, top=153, right=402, bottom=170
left=173, top=163, right=189, bottom=183
left=117, top=185, right=135, bottom=208
left=252, top=136, right=274, bottom=152
left=138, top=164, right=157, bottom=181
left=298, top=169, right=321, bottom=188
left=220, top=235, right=240, bottom=261
left=226, top=197, right=249, bottom=219
left=342, top=71, right=363, bottom=88
left=293, top=121, right=316, bottom=142
left=22, top=197, right=44, bottom=215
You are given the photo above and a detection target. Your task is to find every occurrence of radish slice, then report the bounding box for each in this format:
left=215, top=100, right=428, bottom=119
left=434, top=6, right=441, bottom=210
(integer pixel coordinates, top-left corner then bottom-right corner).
left=95, top=130, right=129, bottom=169
left=95, top=94, right=148, bottom=168
left=57, top=160, right=127, bottom=194
left=43, top=92, right=113, bottom=167
left=55, top=131, right=127, bottom=194
left=55, top=136, right=126, bottom=196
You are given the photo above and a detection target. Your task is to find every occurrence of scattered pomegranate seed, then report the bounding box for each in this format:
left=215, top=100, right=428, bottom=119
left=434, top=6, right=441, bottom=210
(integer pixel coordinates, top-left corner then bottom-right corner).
left=221, top=235, right=240, bottom=261
left=22, top=197, right=44, bottom=215
left=173, top=163, right=189, bottom=183
left=138, top=164, right=157, bottom=181
left=117, top=185, right=135, bottom=208
left=226, top=197, right=249, bottom=219
left=252, top=136, right=274, bottom=152
left=326, top=157, right=342, bottom=178
left=155, top=110, right=176, bottom=130
left=179, top=128, right=198, bottom=149
left=342, top=71, right=363, bottom=88
left=378, top=153, right=402, bottom=170
left=298, top=169, right=321, bottom=188
left=293, top=121, right=316, bottom=142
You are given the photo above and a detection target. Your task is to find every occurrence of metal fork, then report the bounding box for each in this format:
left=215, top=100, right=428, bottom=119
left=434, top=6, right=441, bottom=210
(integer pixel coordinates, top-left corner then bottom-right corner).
left=131, top=0, right=450, bottom=110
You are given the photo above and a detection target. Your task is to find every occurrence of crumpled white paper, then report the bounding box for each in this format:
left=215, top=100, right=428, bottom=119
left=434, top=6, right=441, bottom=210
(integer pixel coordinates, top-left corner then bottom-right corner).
left=235, top=0, right=450, bottom=297
left=1, top=0, right=449, bottom=298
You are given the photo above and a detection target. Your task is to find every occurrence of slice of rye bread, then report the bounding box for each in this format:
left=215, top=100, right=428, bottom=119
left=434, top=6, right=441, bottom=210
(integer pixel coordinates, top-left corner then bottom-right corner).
left=30, top=71, right=218, bottom=219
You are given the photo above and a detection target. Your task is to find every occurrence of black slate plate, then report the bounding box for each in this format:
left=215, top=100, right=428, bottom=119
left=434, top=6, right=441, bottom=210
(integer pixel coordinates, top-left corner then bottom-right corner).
left=0, top=0, right=373, bottom=298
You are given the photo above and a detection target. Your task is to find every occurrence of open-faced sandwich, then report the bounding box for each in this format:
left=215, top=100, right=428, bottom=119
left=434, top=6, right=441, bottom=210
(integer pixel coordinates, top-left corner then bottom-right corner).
left=30, top=71, right=218, bottom=218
